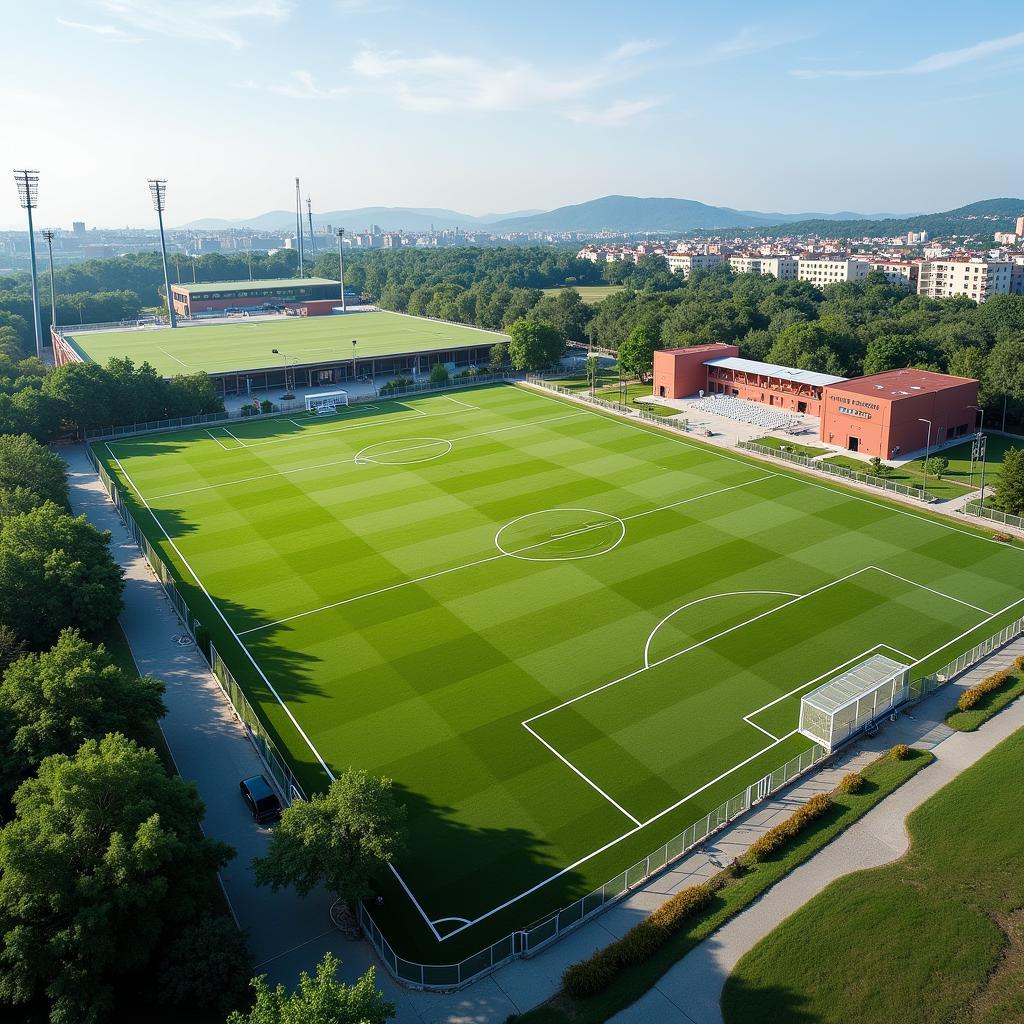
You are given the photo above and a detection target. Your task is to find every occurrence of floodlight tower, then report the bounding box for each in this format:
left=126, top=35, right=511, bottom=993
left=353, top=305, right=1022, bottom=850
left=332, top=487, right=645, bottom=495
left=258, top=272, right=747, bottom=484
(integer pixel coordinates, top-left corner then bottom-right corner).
left=13, top=170, right=43, bottom=359
left=41, top=230, right=57, bottom=328
left=294, top=177, right=305, bottom=277
left=148, top=179, right=177, bottom=328
left=336, top=228, right=346, bottom=311
left=306, top=196, right=317, bottom=257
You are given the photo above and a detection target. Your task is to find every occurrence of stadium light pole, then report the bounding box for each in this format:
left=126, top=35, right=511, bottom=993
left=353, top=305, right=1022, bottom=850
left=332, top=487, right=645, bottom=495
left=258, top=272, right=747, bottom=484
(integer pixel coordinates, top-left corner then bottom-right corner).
left=148, top=179, right=177, bottom=328
left=41, top=230, right=57, bottom=329
left=336, top=229, right=346, bottom=311
left=272, top=347, right=294, bottom=397
left=306, top=196, right=316, bottom=257
left=351, top=339, right=357, bottom=382
left=918, top=417, right=933, bottom=492
left=969, top=404, right=988, bottom=508
left=294, top=178, right=304, bottom=278
left=13, top=170, right=43, bottom=359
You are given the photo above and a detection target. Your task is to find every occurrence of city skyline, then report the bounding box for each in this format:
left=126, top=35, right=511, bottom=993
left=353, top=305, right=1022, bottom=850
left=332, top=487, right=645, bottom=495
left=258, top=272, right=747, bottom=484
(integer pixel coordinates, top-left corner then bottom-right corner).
left=3, top=0, right=1024, bottom=228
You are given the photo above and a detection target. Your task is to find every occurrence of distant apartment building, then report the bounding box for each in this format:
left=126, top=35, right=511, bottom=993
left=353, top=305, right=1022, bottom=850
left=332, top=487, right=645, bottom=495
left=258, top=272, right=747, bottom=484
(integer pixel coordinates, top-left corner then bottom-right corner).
left=729, top=254, right=798, bottom=279
left=994, top=231, right=1019, bottom=245
left=917, top=258, right=1013, bottom=303
left=866, top=260, right=919, bottom=289
left=1016, top=215, right=1024, bottom=235
left=666, top=252, right=722, bottom=277
left=797, top=258, right=870, bottom=287
left=1011, top=259, right=1024, bottom=296
left=905, top=231, right=928, bottom=245
left=72, top=221, right=86, bottom=236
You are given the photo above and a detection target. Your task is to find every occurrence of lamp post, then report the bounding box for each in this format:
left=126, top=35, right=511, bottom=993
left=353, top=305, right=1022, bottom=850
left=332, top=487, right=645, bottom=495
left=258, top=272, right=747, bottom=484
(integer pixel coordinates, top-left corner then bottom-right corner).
left=272, top=348, right=294, bottom=397
left=337, top=229, right=346, bottom=311
left=969, top=405, right=988, bottom=508
left=351, top=339, right=357, bottom=382
left=147, top=179, right=177, bottom=328
left=13, top=170, right=43, bottom=359
left=41, top=229, right=57, bottom=329
left=918, top=417, right=933, bottom=492
left=294, top=177, right=304, bottom=277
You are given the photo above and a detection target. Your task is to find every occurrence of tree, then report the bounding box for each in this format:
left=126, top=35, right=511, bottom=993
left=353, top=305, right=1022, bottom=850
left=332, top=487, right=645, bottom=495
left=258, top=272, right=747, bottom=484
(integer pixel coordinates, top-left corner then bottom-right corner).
left=984, top=337, right=1024, bottom=431
left=157, top=914, right=251, bottom=1016
left=487, top=341, right=509, bottom=374
left=429, top=362, right=449, bottom=384
left=254, top=768, right=406, bottom=911
left=0, top=434, right=68, bottom=507
left=617, top=321, right=659, bottom=382
left=0, top=502, right=124, bottom=647
left=0, top=628, right=166, bottom=794
left=867, top=456, right=888, bottom=478
left=226, top=954, right=394, bottom=1024
left=0, top=734, right=235, bottom=1024
left=992, top=447, right=1024, bottom=515
left=506, top=318, right=564, bottom=371
left=862, top=334, right=921, bottom=376
left=925, top=456, right=949, bottom=480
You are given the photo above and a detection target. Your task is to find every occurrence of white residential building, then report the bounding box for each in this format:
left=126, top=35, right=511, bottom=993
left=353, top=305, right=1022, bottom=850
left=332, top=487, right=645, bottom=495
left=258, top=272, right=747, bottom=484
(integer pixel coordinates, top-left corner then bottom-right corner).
left=917, top=258, right=1013, bottom=303
left=866, top=260, right=919, bottom=289
left=1016, top=215, right=1024, bottom=236
left=796, top=258, right=870, bottom=287
left=994, top=231, right=1019, bottom=246
left=666, top=252, right=722, bottom=277
left=729, top=254, right=798, bottom=279
left=1010, top=258, right=1024, bottom=296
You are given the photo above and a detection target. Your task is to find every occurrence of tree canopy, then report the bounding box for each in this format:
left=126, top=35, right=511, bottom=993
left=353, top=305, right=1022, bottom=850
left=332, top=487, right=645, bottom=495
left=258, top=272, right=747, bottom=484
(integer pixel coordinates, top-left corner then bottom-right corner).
left=507, top=318, right=565, bottom=371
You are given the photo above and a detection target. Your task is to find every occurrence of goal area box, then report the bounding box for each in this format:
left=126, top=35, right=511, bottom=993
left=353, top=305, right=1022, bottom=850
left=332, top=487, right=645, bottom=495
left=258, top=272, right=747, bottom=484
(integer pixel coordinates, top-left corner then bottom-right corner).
left=305, top=390, right=349, bottom=414
left=799, top=653, right=911, bottom=751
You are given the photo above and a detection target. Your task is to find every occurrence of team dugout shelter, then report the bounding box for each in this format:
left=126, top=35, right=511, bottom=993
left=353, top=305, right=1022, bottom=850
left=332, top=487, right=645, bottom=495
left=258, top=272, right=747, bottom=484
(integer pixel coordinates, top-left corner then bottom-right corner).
left=653, top=343, right=978, bottom=458
left=170, top=277, right=345, bottom=317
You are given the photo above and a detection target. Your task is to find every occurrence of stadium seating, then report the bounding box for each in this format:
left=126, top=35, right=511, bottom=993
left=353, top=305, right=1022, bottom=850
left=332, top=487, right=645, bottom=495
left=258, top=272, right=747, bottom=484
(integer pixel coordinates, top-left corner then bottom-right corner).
left=692, top=395, right=801, bottom=432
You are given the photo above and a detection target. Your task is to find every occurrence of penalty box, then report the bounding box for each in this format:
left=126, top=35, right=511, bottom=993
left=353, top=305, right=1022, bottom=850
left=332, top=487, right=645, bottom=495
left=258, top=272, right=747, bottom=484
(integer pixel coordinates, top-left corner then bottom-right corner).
left=525, top=566, right=988, bottom=824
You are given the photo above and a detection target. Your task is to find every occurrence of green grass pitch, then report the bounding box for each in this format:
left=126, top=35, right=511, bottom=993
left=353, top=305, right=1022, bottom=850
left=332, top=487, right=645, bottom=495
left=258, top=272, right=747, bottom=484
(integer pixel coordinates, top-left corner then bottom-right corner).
left=64, top=310, right=504, bottom=378
left=94, top=383, right=1024, bottom=961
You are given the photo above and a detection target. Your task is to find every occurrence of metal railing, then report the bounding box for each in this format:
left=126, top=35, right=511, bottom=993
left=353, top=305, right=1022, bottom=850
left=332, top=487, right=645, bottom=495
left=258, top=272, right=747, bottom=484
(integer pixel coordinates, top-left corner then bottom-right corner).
left=360, top=741, right=826, bottom=991
left=737, top=441, right=936, bottom=502
left=84, top=444, right=305, bottom=805
left=524, top=376, right=690, bottom=432
left=962, top=502, right=1024, bottom=532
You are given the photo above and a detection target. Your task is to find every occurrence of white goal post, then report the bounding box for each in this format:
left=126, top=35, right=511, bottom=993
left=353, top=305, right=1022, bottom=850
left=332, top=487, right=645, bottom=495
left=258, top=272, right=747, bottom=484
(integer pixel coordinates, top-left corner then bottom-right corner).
left=304, top=390, right=349, bottom=415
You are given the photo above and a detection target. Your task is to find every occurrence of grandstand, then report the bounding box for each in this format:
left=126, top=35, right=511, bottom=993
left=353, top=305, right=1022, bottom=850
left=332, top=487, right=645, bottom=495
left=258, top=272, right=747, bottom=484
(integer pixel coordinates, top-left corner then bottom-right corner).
left=692, top=394, right=803, bottom=432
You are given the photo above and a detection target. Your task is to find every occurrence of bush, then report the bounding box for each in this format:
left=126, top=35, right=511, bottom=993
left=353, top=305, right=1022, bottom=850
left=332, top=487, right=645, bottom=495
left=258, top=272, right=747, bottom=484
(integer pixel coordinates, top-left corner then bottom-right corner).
left=259, top=399, right=273, bottom=413
left=745, top=792, right=834, bottom=862
left=835, top=771, right=866, bottom=795
left=889, top=743, right=912, bottom=761
left=956, top=658, right=1023, bottom=712
left=992, top=532, right=1013, bottom=543
left=429, top=362, right=450, bottom=384
left=561, top=877, right=724, bottom=998
left=379, top=376, right=414, bottom=394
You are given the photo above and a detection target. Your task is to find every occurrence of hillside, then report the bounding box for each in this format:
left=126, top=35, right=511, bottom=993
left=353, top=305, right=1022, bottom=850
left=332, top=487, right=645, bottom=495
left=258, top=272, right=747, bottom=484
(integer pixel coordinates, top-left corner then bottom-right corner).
left=178, top=206, right=542, bottom=232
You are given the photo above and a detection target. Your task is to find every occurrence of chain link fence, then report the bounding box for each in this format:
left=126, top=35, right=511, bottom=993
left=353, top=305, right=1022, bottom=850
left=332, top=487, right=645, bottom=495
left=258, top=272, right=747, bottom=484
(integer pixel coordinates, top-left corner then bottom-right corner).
left=962, top=502, right=1023, bottom=532
left=737, top=441, right=936, bottom=502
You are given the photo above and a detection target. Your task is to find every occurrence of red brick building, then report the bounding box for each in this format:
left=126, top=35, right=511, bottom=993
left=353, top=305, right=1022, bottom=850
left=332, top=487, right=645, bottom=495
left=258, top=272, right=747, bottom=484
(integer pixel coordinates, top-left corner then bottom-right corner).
left=819, top=369, right=977, bottom=458
left=170, top=277, right=342, bottom=317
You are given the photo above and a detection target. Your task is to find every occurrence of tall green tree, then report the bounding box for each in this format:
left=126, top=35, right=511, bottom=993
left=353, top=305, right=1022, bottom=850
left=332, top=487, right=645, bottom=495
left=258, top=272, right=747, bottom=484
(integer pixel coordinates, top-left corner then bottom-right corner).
left=992, top=447, right=1024, bottom=516
left=506, top=318, right=564, bottom=371
left=0, top=734, right=236, bottom=1024
left=984, top=337, right=1024, bottom=430
left=0, top=629, right=165, bottom=795
left=0, top=433, right=69, bottom=507
left=0, top=503, right=124, bottom=647
left=254, top=768, right=406, bottom=912
left=617, top=321, right=659, bottom=382
left=227, top=954, right=394, bottom=1024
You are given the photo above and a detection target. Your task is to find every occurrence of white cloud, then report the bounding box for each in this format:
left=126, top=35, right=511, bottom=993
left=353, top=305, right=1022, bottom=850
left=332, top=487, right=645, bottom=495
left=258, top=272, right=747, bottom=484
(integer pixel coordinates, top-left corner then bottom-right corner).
left=93, top=0, right=294, bottom=48
left=350, top=41, right=661, bottom=124
left=792, top=30, right=1024, bottom=79
left=55, top=17, right=143, bottom=42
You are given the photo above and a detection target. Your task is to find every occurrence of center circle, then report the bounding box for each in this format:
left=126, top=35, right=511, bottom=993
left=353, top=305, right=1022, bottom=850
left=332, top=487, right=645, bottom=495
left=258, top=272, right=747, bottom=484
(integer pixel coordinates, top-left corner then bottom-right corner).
left=354, top=437, right=453, bottom=466
left=495, top=508, right=626, bottom=562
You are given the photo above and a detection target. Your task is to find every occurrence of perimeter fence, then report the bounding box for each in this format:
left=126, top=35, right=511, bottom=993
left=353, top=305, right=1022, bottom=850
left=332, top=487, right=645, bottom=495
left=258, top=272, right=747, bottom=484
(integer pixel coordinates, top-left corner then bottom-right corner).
left=962, top=502, right=1024, bottom=532
left=524, top=376, right=690, bottom=432
left=737, top=441, right=936, bottom=502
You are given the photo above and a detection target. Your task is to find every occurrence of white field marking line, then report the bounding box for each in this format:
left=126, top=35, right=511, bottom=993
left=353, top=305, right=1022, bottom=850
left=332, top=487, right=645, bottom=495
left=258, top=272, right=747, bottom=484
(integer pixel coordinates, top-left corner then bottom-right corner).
left=157, top=345, right=193, bottom=369
left=102, top=443, right=338, bottom=785
left=221, top=427, right=247, bottom=448
left=643, top=591, right=800, bottom=669
left=442, top=394, right=479, bottom=410
left=238, top=474, right=774, bottom=636
left=146, top=410, right=584, bottom=501
left=425, top=591, right=1024, bottom=940
left=522, top=721, right=642, bottom=826
left=204, top=429, right=231, bottom=451
left=746, top=719, right=780, bottom=741
left=388, top=863, right=443, bottom=941
left=519, top=382, right=1024, bottom=555
left=287, top=419, right=306, bottom=428
left=354, top=438, right=453, bottom=466
left=432, top=916, right=472, bottom=927
left=871, top=566, right=993, bottom=615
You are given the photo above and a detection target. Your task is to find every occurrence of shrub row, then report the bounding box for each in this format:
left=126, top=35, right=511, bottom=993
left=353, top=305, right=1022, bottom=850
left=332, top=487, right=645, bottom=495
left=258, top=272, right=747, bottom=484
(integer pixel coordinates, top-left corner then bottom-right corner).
left=956, top=656, right=1024, bottom=712
left=562, top=875, right=726, bottom=998
left=745, top=792, right=834, bottom=862
left=889, top=743, right=912, bottom=761
left=836, top=771, right=866, bottom=795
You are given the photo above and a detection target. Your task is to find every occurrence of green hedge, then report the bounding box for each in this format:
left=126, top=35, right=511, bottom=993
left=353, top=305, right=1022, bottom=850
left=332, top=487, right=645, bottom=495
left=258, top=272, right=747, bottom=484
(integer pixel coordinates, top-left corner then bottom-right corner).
left=955, top=655, right=1024, bottom=712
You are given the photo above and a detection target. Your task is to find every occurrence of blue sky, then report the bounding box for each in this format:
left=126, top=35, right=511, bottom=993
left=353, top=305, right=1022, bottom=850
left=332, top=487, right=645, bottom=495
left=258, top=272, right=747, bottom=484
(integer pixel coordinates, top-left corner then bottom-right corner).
left=3, top=1, right=1024, bottom=227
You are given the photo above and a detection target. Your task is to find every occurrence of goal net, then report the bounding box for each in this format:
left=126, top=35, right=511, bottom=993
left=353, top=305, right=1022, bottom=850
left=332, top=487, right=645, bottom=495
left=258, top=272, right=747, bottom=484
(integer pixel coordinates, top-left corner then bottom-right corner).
left=304, top=390, right=349, bottom=415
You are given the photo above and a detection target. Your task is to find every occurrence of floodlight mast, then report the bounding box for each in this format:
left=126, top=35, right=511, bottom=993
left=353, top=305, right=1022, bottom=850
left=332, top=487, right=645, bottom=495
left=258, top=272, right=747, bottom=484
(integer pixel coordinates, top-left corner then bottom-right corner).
left=294, top=177, right=305, bottom=277
left=306, top=196, right=316, bottom=257
left=13, top=170, right=43, bottom=359
left=41, top=230, right=57, bottom=328
left=148, top=179, right=177, bottom=328
left=336, top=228, right=346, bottom=311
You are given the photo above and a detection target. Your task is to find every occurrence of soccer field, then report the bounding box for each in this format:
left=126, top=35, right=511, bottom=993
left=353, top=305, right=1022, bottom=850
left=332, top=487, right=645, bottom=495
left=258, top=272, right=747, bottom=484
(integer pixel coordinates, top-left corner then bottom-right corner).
left=63, top=310, right=504, bottom=378
left=95, top=383, right=1024, bottom=961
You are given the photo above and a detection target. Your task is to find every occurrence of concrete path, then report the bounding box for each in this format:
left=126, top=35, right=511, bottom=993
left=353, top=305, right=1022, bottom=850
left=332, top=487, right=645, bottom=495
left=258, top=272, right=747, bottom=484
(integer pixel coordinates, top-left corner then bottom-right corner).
left=610, top=640, right=1024, bottom=1024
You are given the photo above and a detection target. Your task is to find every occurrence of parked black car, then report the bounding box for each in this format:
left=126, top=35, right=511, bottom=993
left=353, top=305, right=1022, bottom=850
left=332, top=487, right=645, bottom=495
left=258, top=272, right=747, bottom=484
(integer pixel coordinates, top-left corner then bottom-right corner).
left=239, top=775, right=282, bottom=824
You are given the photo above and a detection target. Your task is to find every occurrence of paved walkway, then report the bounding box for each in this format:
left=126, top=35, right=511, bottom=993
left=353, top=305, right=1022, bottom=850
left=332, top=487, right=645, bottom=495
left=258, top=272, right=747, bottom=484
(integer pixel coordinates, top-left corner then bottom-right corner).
left=65, top=438, right=1024, bottom=1024
left=609, top=640, right=1024, bottom=1024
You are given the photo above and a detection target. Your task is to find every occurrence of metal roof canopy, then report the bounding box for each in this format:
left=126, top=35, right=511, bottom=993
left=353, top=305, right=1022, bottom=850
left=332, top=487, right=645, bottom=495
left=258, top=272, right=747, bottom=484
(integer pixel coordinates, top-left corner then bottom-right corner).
left=804, top=653, right=910, bottom=715
left=703, top=355, right=847, bottom=388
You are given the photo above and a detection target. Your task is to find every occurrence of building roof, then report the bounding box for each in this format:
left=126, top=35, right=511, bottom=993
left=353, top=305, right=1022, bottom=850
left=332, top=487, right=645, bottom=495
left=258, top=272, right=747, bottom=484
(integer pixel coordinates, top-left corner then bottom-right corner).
left=704, top=355, right=847, bottom=388
left=829, top=368, right=977, bottom=399
left=659, top=343, right=735, bottom=356
left=172, top=277, right=337, bottom=294
left=804, top=654, right=909, bottom=715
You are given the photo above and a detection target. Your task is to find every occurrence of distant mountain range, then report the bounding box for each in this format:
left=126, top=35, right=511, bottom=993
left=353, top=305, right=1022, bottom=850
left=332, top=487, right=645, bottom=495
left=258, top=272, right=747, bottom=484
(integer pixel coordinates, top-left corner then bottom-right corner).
left=176, top=195, right=1024, bottom=237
